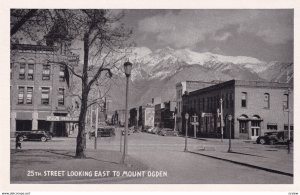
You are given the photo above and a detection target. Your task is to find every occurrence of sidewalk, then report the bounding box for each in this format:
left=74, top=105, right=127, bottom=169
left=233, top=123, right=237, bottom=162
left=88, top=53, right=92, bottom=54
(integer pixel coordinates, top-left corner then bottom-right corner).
left=188, top=137, right=293, bottom=176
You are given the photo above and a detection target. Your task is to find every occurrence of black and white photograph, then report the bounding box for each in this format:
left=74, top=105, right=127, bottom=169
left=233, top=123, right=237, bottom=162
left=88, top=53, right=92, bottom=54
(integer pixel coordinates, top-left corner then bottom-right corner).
left=1, top=0, right=299, bottom=193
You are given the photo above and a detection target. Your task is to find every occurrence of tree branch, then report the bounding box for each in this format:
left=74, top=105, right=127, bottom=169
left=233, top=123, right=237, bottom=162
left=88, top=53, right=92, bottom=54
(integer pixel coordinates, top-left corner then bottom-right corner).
left=11, top=9, right=38, bottom=36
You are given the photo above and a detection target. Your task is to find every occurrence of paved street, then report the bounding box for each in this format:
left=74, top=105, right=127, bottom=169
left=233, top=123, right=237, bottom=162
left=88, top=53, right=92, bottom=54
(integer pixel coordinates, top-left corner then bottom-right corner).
left=10, top=128, right=293, bottom=184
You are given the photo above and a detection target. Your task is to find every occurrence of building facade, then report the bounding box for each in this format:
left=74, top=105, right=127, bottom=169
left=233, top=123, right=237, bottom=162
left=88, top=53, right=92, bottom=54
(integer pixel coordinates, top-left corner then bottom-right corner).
left=10, top=38, right=78, bottom=136
left=175, top=80, right=221, bottom=133
left=182, top=80, right=293, bottom=140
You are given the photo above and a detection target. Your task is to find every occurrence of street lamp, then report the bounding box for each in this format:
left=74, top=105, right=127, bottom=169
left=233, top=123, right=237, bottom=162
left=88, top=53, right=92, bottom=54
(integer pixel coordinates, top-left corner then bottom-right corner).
left=184, top=113, right=189, bottom=152
left=228, top=114, right=232, bottom=153
left=121, top=61, right=132, bottom=164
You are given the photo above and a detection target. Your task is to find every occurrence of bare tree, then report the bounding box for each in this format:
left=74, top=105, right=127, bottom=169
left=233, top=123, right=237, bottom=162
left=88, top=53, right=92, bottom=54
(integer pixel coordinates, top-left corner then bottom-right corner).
left=11, top=9, right=132, bottom=158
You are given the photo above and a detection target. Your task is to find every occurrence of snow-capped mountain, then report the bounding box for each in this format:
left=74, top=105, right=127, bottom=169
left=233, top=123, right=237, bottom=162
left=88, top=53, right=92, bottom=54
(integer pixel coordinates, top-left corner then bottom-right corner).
left=127, top=47, right=272, bottom=81
left=108, top=46, right=293, bottom=110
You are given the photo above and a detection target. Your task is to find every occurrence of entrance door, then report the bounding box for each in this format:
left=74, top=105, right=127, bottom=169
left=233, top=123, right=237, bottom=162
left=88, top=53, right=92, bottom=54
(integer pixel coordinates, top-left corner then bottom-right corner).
left=251, top=120, right=260, bottom=140
left=251, top=127, right=259, bottom=140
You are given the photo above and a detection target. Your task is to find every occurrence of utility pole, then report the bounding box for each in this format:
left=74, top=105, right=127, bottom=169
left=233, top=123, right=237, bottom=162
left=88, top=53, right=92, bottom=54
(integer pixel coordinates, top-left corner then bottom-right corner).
left=286, top=70, right=293, bottom=154
left=287, top=88, right=290, bottom=154
left=220, top=98, right=224, bottom=143
left=228, top=114, right=232, bottom=152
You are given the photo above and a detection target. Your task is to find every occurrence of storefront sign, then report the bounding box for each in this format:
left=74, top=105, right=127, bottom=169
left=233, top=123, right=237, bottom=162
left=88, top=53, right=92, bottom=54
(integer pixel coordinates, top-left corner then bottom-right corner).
left=46, top=116, right=78, bottom=122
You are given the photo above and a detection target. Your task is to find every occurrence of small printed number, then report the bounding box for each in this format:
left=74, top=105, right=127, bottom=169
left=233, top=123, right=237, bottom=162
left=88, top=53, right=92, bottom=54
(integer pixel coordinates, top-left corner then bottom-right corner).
left=27, top=170, right=34, bottom=176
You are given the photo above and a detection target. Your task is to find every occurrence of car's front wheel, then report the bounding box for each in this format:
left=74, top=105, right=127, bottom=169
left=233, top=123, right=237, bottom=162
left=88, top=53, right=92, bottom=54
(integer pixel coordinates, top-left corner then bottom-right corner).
left=259, top=138, right=266, bottom=144
left=41, top=137, right=47, bottom=142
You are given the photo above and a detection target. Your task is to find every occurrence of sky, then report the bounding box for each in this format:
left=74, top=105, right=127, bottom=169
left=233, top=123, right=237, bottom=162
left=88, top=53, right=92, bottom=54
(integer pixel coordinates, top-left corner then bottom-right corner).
left=120, top=9, right=293, bottom=62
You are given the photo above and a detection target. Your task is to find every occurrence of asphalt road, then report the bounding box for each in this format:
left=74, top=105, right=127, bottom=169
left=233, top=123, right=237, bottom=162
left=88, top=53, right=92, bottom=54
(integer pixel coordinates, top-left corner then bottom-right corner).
left=11, top=129, right=293, bottom=184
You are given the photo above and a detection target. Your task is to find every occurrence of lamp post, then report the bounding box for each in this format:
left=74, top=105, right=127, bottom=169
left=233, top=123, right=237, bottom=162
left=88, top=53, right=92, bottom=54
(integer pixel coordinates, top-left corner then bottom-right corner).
left=220, top=98, right=224, bottom=143
left=228, top=114, right=232, bottom=153
left=121, top=61, right=132, bottom=164
left=184, top=113, right=189, bottom=152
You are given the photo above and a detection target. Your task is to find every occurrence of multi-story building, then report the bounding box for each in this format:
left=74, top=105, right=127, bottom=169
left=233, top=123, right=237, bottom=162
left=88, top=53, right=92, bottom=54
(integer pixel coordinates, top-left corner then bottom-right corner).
left=182, top=80, right=293, bottom=140
left=175, top=80, right=221, bottom=133
left=10, top=28, right=79, bottom=137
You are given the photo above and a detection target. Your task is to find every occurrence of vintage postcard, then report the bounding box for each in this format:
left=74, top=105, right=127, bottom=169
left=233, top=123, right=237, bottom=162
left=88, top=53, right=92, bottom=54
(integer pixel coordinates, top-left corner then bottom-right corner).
left=1, top=0, right=299, bottom=194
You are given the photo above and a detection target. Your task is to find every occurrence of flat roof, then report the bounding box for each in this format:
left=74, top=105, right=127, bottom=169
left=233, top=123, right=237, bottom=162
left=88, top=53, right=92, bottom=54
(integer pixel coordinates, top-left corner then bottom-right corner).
left=188, top=79, right=293, bottom=96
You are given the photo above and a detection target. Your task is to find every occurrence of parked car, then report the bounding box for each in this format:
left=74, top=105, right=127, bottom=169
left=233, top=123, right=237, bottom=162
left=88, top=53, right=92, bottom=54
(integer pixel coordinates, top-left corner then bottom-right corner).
left=16, top=130, right=52, bottom=142
left=157, top=128, right=178, bottom=136
left=256, top=131, right=293, bottom=145
left=90, top=127, right=116, bottom=137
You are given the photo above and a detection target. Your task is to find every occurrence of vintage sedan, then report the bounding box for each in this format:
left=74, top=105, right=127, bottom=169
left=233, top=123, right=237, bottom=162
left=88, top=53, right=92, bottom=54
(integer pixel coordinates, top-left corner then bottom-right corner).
left=16, top=130, right=52, bottom=142
left=256, top=131, right=293, bottom=145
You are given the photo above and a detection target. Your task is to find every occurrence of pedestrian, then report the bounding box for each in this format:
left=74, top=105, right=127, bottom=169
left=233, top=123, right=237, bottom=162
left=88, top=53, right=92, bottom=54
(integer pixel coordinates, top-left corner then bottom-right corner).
left=16, top=135, right=22, bottom=150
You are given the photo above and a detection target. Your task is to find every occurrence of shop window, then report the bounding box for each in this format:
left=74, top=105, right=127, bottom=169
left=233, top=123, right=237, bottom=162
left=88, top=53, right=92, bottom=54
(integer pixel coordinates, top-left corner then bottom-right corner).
left=241, top=92, right=247, bottom=108
left=18, top=87, right=25, bottom=104
left=26, top=87, right=33, bottom=104
left=41, top=87, right=50, bottom=105
left=42, top=65, right=51, bottom=80
left=58, top=88, right=65, bottom=106
left=264, top=93, right=270, bottom=109
left=19, top=63, right=25, bottom=80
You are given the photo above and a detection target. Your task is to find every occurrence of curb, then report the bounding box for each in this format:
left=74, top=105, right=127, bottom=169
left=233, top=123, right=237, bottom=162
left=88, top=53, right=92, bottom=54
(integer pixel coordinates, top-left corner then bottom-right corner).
left=188, top=151, right=293, bottom=177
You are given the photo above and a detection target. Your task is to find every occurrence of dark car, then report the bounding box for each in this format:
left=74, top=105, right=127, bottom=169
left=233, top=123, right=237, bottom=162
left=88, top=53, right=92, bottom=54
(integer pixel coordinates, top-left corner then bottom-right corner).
left=90, top=127, right=115, bottom=137
left=256, top=131, right=293, bottom=145
left=157, top=128, right=178, bottom=136
left=16, top=130, right=52, bottom=142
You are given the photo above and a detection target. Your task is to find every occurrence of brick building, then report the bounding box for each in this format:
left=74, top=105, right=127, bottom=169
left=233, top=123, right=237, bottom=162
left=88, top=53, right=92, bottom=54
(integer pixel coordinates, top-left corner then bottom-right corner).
left=182, top=80, right=293, bottom=140
left=10, top=28, right=79, bottom=136
left=175, top=80, right=221, bottom=133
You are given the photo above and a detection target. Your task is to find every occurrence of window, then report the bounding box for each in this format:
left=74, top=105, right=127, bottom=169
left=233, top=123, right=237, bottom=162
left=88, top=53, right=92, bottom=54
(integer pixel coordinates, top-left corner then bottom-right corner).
left=59, top=65, right=65, bottom=82
left=230, top=93, right=233, bottom=107
left=207, top=97, right=209, bottom=110
left=27, top=64, right=34, bottom=80
left=264, top=93, right=270, bottom=109
left=225, top=94, right=229, bottom=109
left=42, top=65, right=51, bottom=80
left=284, top=125, right=294, bottom=131
left=239, top=121, right=248, bottom=133
left=283, top=94, right=289, bottom=110
left=18, top=87, right=25, bottom=104
left=19, top=63, right=25, bottom=80
left=10, top=63, right=13, bottom=79
left=267, top=124, right=277, bottom=130
left=241, top=92, right=247, bottom=108
left=58, top=88, right=65, bottom=106
left=41, top=87, right=50, bottom=105
left=26, top=87, right=33, bottom=104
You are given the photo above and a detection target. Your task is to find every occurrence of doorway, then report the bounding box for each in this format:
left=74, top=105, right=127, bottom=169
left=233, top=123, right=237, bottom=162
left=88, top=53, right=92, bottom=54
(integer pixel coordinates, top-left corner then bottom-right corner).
left=250, top=121, right=260, bottom=140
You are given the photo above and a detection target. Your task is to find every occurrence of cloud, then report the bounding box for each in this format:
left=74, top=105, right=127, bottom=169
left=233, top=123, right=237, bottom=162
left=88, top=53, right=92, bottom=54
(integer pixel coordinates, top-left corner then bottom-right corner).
left=137, top=10, right=293, bottom=48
